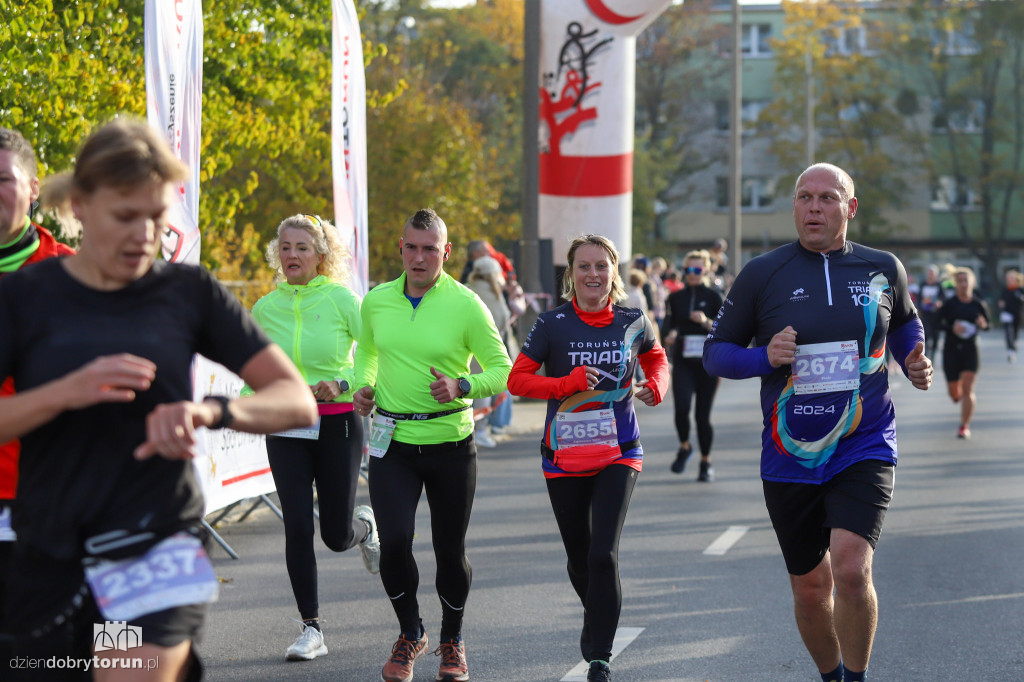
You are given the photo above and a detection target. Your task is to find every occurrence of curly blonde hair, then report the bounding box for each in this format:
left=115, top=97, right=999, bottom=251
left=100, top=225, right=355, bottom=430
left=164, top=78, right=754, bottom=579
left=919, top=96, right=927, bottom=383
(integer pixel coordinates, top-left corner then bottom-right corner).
left=266, top=214, right=350, bottom=283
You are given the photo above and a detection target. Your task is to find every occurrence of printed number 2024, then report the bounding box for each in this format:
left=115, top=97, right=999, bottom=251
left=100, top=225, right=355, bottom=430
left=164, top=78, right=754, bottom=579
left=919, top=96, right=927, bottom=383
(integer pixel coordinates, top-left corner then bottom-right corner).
left=793, top=404, right=836, bottom=415
left=794, top=354, right=856, bottom=377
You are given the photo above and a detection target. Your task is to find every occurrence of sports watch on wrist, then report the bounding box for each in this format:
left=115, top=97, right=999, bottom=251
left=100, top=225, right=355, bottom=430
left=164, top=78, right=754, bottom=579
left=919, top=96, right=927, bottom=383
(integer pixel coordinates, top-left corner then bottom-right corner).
left=457, top=377, right=472, bottom=398
left=336, top=379, right=350, bottom=393
left=203, top=395, right=234, bottom=430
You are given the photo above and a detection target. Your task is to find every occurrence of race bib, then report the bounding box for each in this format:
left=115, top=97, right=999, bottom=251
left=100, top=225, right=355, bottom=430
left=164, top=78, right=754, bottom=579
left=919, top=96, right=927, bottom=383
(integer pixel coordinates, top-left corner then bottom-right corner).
left=368, top=414, right=396, bottom=458
left=1000, top=311, right=1014, bottom=324
left=85, top=532, right=218, bottom=622
left=682, top=334, right=706, bottom=359
left=792, top=340, right=860, bottom=395
left=273, top=417, right=321, bottom=440
left=955, top=320, right=977, bottom=339
left=554, top=409, right=618, bottom=448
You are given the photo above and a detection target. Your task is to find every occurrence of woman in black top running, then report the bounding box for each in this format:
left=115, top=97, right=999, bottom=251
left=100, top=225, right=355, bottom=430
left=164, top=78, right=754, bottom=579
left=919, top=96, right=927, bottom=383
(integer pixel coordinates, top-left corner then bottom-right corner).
left=938, top=267, right=989, bottom=439
left=0, top=119, right=316, bottom=682
left=662, top=250, right=724, bottom=481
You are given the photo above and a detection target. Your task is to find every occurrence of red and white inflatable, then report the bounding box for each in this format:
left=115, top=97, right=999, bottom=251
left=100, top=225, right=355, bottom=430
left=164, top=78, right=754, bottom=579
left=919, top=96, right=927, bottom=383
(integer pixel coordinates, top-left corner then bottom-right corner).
left=538, top=0, right=671, bottom=263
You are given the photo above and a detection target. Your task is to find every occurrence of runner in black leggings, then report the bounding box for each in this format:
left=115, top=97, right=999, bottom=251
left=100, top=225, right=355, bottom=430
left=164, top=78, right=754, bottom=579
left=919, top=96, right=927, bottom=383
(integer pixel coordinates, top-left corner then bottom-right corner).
left=662, top=250, right=724, bottom=482
left=507, top=234, right=669, bottom=682
left=252, top=214, right=379, bottom=661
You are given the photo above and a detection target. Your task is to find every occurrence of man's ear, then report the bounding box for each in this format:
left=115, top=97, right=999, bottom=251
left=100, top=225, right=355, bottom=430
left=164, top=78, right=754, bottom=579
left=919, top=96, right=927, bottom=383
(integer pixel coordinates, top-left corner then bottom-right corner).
left=398, top=237, right=404, bottom=255
left=443, top=243, right=452, bottom=261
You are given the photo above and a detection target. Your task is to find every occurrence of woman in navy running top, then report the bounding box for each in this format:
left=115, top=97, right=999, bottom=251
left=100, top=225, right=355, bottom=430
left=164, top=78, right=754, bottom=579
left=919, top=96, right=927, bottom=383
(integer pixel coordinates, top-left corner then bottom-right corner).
left=507, top=234, right=668, bottom=682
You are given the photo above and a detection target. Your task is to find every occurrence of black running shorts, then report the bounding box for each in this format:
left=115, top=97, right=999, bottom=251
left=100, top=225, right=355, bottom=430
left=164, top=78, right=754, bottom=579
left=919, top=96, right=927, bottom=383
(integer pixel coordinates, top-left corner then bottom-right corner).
left=942, top=338, right=980, bottom=382
left=762, top=458, right=895, bottom=576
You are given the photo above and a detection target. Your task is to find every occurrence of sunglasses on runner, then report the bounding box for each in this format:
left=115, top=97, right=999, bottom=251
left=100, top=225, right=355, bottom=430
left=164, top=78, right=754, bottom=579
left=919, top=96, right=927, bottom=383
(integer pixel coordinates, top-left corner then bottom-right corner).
left=684, top=266, right=704, bottom=275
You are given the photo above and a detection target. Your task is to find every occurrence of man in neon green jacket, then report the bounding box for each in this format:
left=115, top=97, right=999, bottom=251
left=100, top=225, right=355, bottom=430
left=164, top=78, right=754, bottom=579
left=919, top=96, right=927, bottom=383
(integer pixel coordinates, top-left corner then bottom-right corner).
left=354, top=208, right=511, bottom=682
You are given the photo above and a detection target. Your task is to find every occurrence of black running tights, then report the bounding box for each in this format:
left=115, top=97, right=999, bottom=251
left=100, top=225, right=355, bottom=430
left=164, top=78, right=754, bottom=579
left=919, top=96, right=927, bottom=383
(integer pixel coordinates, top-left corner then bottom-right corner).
left=267, top=411, right=365, bottom=620
left=671, top=358, right=720, bottom=455
left=546, top=464, right=638, bottom=663
left=368, top=439, right=477, bottom=641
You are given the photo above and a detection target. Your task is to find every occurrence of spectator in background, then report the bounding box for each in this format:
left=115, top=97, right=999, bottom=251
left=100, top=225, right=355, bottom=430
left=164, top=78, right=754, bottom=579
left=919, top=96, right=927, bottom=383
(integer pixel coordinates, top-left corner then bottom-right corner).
left=631, top=255, right=655, bottom=313
left=460, top=239, right=515, bottom=284
left=650, top=257, right=669, bottom=328
left=997, top=269, right=1024, bottom=363
left=916, top=265, right=944, bottom=359
left=662, top=266, right=683, bottom=294
left=626, top=269, right=649, bottom=315
left=0, top=126, right=76, bottom=621
left=466, top=256, right=515, bottom=447
left=708, top=237, right=729, bottom=291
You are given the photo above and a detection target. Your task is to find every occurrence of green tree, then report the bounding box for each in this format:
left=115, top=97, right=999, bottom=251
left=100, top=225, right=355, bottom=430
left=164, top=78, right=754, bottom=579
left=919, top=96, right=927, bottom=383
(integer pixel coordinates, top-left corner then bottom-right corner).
left=892, top=0, right=1024, bottom=294
left=761, top=0, right=926, bottom=242
left=633, top=0, right=726, bottom=253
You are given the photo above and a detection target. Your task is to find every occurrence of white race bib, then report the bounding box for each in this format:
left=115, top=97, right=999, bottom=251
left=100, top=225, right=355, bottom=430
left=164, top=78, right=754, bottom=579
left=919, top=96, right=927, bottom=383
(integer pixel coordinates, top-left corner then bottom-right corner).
left=84, top=532, right=218, bottom=621
left=792, top=340, right=860, bottom=395
left=554, top=409, right=618, bottom=448
left=368, top=414, right=396, bottom=458
left=682, top=334, right=706, bottom=359
left=1000, top=311, right=1014, bottom=324
left=0, top=505, right=14, bottom=542
left=273, top=417, right=321, bottom=440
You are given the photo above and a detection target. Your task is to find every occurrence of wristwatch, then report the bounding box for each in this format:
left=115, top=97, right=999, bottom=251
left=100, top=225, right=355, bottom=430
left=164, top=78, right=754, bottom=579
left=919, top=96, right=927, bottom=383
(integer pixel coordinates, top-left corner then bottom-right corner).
left=203, top=395, right=234, bottom=430
left=457, top=377, right=472, bottom=398
left=336, top=379, right=350, bottom=393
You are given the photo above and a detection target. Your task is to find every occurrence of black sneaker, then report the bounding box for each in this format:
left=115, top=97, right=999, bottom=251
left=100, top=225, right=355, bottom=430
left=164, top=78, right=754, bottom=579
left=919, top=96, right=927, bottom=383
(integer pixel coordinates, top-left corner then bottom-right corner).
left=587, top=660, right=611, bottom=682
left=670, top=445, right=692, bottom=474
left=697, top=461, right=715, bottom=482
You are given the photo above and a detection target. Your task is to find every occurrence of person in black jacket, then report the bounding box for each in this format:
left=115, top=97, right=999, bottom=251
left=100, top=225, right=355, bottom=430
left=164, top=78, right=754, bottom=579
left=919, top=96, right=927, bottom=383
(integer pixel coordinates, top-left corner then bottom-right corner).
left=997, top=269, right=1024, bottom=363
left=662, top=249, right=723, bottom=481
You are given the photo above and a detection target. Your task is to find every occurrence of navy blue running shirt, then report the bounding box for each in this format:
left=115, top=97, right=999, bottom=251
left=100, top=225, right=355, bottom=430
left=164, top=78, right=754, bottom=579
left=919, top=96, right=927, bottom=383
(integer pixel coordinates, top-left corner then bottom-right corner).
left=705, top=240, right=922, bottom=484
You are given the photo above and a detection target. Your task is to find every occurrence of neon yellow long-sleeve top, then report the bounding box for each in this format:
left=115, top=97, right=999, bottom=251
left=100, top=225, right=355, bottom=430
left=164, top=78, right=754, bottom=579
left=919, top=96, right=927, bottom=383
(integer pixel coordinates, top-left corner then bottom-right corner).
left=252, top=275, right=361, bottom=402
left=355, top=271, right=512, bottom=444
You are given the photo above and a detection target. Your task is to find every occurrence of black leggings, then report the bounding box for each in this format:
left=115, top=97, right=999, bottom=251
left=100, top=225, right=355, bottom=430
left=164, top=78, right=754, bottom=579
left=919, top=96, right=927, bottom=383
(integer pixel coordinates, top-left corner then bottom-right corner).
left=1005, top=314, right=1020, bottom=352
left=671, top=357, right=720, bottom=455
left=267, top=411, right=365, bottom=620
left=368, top=438, right=477, bottom=641
left=546, top=464, right=638, bottom=663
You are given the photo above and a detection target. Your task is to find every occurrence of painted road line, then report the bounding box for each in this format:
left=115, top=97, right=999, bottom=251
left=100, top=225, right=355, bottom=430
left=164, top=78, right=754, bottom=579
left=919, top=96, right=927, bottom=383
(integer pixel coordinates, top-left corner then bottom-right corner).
left=561, top=627, right=645, bottom=682
left=703, top=525, right=749, bottom=555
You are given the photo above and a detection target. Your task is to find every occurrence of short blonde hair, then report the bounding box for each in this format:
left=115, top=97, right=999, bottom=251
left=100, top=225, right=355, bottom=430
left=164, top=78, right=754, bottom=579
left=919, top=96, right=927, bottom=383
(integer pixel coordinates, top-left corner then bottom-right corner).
left=266, top=214, right=350, bottom=283
left=954, top=266, right=975, bottom=288
left=561, top=234, right=627, bottom=303
left=683, top=249, right=712, bottom=272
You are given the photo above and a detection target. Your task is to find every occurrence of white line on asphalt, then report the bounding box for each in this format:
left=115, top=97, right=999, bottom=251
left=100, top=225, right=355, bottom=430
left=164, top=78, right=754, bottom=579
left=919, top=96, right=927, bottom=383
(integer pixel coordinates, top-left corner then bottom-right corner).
left=561, top=627, right=644, bottom=681
left=703, top=525, right=749, bottom=555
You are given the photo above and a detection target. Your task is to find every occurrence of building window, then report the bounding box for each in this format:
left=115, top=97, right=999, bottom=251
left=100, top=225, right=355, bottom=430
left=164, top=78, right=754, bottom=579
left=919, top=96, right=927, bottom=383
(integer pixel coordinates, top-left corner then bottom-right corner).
left=932, top=98, right=985, bottom=133
left=742, top=24, right=772, bottom=58
left=716, top=176, right=776, bottom=210
left=932, top=24, right=979, bottom=56
left=931, top=175, right=979, bottom=211
left=825, top=24, right=876, bottom=57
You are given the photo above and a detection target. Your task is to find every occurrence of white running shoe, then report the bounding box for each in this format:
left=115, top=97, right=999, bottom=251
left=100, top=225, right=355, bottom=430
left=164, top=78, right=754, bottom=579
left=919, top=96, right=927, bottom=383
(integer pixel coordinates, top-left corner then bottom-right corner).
left=285, top=623, right=328, bottom=661
left=354, top=504, right=381, bottom=574
left=475, top=427, right=497, bottom=448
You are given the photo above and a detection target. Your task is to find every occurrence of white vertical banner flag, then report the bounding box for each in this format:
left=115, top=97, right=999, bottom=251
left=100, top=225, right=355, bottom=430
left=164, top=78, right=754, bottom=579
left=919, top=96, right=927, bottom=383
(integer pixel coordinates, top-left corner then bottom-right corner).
left=332, top=0, right=370, bottom=297
left=145, top=0, right=203, bottom=265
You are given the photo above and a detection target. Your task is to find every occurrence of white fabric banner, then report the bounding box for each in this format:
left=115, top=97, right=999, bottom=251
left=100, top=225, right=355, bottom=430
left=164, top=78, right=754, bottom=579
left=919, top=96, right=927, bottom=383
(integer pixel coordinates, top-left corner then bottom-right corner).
left=332, top=0, right=370, bottom=297
left=145, top=0, right=203, bottom=266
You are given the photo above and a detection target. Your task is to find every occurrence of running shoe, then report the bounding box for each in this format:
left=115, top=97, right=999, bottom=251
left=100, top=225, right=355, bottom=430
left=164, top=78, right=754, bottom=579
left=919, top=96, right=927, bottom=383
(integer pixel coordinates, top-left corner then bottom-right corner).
left=354, top=504, right=381, bottom=574
left=670, top=444, right=692, bottom=474
left=587, top=660, right=611, bottom=682
left=434, top=638, right=469, bottom=681
left=381, top=631, right=429, bottom=682
left=957, top=425, right=971, bottom=439
left=697, top=461, right=715, bottom=482
left=285, top=623, right=328, bottom=661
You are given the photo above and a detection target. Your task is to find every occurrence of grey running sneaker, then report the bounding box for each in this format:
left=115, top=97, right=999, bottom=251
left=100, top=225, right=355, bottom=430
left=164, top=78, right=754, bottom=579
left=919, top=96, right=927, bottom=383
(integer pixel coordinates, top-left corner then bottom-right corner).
left=354, top=504, right=381, bottom=574
left=285, top=623, right=328, bottom=661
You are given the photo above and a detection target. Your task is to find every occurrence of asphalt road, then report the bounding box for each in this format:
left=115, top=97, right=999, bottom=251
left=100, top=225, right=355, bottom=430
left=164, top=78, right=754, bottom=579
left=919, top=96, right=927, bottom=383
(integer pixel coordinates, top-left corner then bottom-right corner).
left=200, top=332, right=1024, bottom=681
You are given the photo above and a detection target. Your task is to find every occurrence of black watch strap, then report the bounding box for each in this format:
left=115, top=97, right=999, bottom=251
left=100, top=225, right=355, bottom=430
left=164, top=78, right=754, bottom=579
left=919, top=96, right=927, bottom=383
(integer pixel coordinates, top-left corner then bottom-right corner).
left=458, top=377, right=472, bottom=397
left=204, top=395, right=234, bottom=430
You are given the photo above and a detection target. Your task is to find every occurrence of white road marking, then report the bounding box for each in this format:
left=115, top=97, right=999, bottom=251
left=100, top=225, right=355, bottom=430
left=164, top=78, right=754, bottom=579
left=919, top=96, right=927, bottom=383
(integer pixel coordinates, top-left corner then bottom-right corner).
left=703, top=525, right=749, bottom=555
left=561, top=627, right=645, bottom=681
